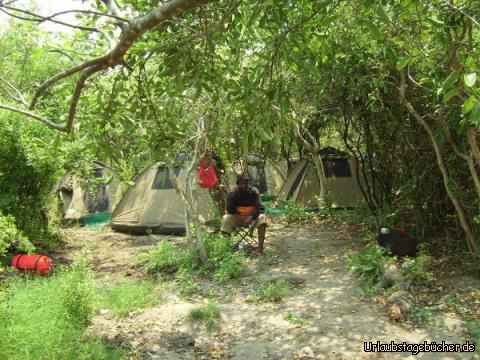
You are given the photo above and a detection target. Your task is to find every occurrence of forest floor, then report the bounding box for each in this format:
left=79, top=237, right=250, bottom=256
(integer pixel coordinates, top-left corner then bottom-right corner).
left=53, top=219, right=479, bottom=360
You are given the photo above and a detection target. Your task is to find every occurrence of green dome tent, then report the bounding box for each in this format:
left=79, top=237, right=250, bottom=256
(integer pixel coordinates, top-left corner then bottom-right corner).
left=111, top=162, right=219, bottom=235
left=277, top=148, right=364, bottom=209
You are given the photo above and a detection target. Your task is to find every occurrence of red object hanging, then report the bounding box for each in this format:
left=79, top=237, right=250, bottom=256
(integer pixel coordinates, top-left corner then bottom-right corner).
left=11, top=254, right=53, bottom=276
left=196, top=159, right=218, bottom=188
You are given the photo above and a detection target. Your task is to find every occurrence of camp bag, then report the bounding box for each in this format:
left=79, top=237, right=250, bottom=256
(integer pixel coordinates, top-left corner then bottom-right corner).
left=11, top=254, right=53, bottom=276
left=196, top=159, right=218, bottom=188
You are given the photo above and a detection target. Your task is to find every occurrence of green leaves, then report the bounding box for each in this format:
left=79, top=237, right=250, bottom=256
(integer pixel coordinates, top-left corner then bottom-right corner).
left=443, top=87, right=460, bottom=103
left=442, top=70, right=459, bottom=91
left=470, top=103, right=480, bottom=125
left=358, top=20, right=382, bottom=40
left=376, top=5, right=392, bottom=24
left=462, top=96, right=477, bottom=114
left=464, top=73, right=477, bottom=88
left=396, top=57, right=410, bottom=71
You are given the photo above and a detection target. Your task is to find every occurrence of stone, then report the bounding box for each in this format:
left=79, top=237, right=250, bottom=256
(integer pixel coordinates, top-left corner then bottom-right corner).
left=298, top=346, right=315, bottom=358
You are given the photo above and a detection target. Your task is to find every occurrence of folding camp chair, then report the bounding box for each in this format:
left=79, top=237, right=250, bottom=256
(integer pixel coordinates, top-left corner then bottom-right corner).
left=232, top=225, right=256, bottom=251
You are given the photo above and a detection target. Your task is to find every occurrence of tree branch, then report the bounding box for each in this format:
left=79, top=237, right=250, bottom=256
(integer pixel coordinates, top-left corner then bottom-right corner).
left=0, top=4, right=106, bottom=33
left=0, top=102, right=66, bottom=131
left=399, top=69, right=478, bottom=258
left=65, top=65, right=105, bottom=133
left=39, top=9, right=129, bottom=24
left=0, top=75, right=28, bottom=106
left=30, top=0, right=216, bottom=111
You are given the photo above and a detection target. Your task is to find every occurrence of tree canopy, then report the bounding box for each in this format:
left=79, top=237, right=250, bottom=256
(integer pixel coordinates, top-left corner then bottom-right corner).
left=0, top=0, right=479, bottom=258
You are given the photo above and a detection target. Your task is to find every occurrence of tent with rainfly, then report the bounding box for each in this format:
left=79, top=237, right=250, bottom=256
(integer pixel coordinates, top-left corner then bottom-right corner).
left=228, top=155, right=286, bottom=197
left=56, top=163, right=119, bottom=223
left=110, top=162, right=219, bottom=235
left=277, top=147, right=364, bottom=209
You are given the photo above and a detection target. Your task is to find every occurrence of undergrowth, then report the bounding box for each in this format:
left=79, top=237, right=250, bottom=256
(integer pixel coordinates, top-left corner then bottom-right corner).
left=347, top=245, right=389, bottom=296
left=283, top=201, right=316, bottom=224
left=99, top=279, right=164, bottom=317
left=248, top=279, right=293, bottom=302
left=188, top=302, right=221, bottom=330
left=140, top=232, right=245, bottom=284
left=0, top=256, right=122, bottom=360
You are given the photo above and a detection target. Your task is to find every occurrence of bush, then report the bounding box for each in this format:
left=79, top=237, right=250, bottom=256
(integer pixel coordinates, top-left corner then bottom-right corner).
left=140, top=232, right=245, bottom=283
left=284, top=201, right=315, bottom=224
left=0, top=213, right=32, bottom=267
left=203, top=232, right=245, bottom=282
left=139, top=240, right=193, bottom=274
left=347, top=245, right=390, bottom=294
left=399, top=248, right=432, bottom=285
left=0, top=125, right=63, bottom=248
left=0, top=258, right=120, bottom=359
left=60, top=255, right=95, bottom=325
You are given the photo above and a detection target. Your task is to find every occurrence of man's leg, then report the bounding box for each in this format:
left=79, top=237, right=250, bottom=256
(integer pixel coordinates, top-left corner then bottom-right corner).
left=220, top=214, right=241, bottom=235
left=253, top=214, right=268, bottom=255
left=257, top=224, right=266, bottom=255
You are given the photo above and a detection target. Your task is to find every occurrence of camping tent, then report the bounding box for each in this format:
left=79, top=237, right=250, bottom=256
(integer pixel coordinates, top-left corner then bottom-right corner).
left=111, top=162, right=219, bottom=235
left=229, top=155, right=286, bottom=196
left=277, top=148, right=364, bottom=209
left=56, top=163, right=119, bottom=221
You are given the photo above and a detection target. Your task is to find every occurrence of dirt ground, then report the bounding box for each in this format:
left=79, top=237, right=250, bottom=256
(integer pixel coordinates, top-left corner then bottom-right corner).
left=52, top=220, right=479, bottom=360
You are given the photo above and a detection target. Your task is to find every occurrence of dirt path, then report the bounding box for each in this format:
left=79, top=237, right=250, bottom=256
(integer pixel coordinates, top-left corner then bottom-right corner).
left=55, top=222, right=476, bottom=359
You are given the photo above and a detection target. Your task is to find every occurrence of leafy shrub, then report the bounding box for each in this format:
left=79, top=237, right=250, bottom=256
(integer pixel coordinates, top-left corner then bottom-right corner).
left=203, top=232, right=245, bottom=282
left=347, top=245, right=390, bottom=294
left=284, top=201, right=315, bottom=224
left=188, top=302, right=221, bottom=330
left=0, top=213, right=31, bottom=267
left=139, top=240, right=193, bottom=274
left=0, top=125, right=63, bottom=248
left=140, top=232, right=245, bottom=283
left=0, top=258, right=120, bottom=359
left=213, top=255, right=245, bottom=282
left=60, top=255, right=95, bottom=325
left=399, top=249, right=432, bottom=285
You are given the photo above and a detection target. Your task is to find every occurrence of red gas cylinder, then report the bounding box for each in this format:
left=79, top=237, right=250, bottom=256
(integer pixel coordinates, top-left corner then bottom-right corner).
left=11, top=254, right=53, bottom=276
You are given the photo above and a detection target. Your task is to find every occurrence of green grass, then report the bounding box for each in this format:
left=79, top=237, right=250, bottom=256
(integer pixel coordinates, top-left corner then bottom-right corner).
left=188, top=302, right=221, bottom=330
left=99, top=279, right=163, bottom=317
left=141, top=232, right=245, bottom=285
left=410, top=307, right=434, bottom=325
left=177, top=270, right=199, bottom=297
left=284, top=311, right=309, bottom=326
left=249, top=280, right=293, bottom=302
left=0, top=258, right=122, bottom=360
left=467, top=320, right=480, bottom=348
left=139, top=240, right=193, bottom=274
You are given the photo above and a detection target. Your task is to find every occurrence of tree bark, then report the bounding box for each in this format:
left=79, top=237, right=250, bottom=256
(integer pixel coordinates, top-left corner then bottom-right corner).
left=293, top=120, right=327, bottom=201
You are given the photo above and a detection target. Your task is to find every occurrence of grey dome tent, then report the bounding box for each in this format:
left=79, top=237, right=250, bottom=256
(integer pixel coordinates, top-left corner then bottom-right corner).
left=277, top=148, right=364, bottom=209
left=111, top=162, right=219, bottom=235
left=56, top=163, right=119, bottom=221
left=228, top=155, right=286, bottom=196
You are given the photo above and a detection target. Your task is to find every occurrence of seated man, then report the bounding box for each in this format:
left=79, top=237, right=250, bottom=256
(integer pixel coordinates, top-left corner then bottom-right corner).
left=220, top=174, right=268, bottom=255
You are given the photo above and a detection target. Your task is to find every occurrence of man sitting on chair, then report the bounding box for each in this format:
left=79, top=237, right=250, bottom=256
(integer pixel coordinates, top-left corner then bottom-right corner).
left=221, top=174, right=267, bottom=255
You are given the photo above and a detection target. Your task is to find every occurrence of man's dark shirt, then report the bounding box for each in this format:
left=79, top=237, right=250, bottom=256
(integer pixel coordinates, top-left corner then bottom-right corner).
left=226, top=186, right=265, bottom=219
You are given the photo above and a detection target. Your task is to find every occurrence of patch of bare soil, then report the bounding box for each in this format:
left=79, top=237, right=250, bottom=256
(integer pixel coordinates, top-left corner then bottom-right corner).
left=58, top=222, right=477, bottom=359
